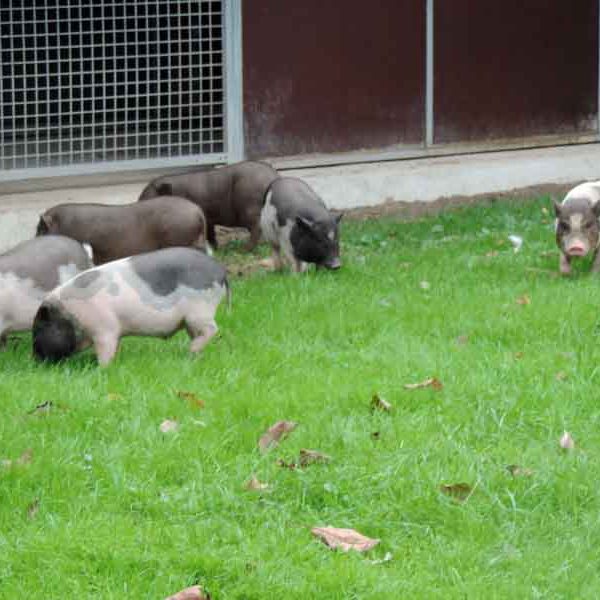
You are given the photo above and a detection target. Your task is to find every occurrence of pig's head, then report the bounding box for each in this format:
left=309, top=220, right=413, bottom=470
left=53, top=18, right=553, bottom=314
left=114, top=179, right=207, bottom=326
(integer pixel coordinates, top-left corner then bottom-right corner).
left=291, top=214, right=342, bottom=270
left=36, top=212, right=58, bottom=236
left=32, top=304, right=79, bottom=362
left=554, top=197, right=600, bottom=258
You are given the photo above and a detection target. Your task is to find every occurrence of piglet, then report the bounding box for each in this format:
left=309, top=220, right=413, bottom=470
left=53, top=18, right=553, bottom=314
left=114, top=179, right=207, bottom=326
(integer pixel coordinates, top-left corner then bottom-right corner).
left=554, top=181, right=600, bottom=275
left=260, top=177, right=342, bottom=273
left=0, top=235, right=91, bottom=346
left=32, top=247, right=229, bottom=366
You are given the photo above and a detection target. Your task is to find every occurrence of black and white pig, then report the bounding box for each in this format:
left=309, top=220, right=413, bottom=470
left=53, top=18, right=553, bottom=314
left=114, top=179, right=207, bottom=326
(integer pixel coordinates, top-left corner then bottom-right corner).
left=36, top=196, right=208, bottom=265
left=554, top=181, right=600, bottom=275
left=259, top=177, right=342, bottom=273
left=138, top=160, right=279, bottom=250
left=0, top=235, right=92, bottom=346
left=32, top=247, right=230, bottom=366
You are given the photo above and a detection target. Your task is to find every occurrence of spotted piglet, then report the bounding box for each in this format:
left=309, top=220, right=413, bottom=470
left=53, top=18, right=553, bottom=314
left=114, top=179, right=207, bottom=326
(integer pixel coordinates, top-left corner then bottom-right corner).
left=33, top=247, right=229, bottom=366
left=260, top=177, right=342, bottom=273
left=0, top=235, right=92, bottom=346
left=554, top=181, right=600, bottom=275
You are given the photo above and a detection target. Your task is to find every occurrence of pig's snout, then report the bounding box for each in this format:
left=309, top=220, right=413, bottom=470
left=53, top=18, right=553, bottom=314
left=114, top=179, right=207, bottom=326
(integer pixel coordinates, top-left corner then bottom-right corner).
left=566, top=243, right=588, bottom=257
left=324, top=257, right=341, bottom=270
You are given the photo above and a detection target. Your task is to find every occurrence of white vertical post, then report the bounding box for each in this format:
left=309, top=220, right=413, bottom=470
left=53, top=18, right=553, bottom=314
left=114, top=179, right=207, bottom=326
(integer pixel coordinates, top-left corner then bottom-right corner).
left=426, top=0, right=434, bottom=146
left=225, top=0, right=244, bottom=162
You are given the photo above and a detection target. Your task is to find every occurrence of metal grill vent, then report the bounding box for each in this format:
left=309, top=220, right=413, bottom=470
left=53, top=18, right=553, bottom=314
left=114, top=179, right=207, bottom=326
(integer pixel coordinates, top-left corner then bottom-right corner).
left=0, top=1, right=226, bottom=173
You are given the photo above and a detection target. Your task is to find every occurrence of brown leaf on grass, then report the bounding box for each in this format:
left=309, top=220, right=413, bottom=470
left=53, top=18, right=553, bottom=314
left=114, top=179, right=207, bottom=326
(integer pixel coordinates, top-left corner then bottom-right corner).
left=516, top=294, right=531, bottom=306
left=299, top=449, right=331, bottom=467
left=559, top=431, right=575, bottom=450
left=311, top=526, right=380, bottom=552
left=107, top=393, right=122, bottom=401
left=159, top=419, right=179, bottom=434
left=456, top=334, right=469, bottom=346
left=514, top=352, right=524, bottom=360
left=177, top=390, right=205, bottom=409
left=244, top=476, right=270, bottom=492
left=539, top=250, right=557, bottom=258
left=370, top=394, right=392, bottom=412
left=485, top=250, right=499, bottom=258
left=2, top=448, right=33, bottom=469
left=258, top=421, right=297, bottom=453
left=440, top=482, right=474, bottom=503
left=555, top=371, right=568, bottom=381
left=506, top=464, right=534, bottom=478
left=165, top=585, right=211, bottom=600
left=26, top=499, right=40, bottom=519
left=403, top=377, right=443, bottom=391
left=276, top=458, right=297, bottom=470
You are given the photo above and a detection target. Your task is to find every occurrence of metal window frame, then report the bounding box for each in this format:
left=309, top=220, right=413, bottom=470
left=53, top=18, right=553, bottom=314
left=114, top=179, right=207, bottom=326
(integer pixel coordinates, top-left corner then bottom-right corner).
left=0, top=0, right=244, bottom=182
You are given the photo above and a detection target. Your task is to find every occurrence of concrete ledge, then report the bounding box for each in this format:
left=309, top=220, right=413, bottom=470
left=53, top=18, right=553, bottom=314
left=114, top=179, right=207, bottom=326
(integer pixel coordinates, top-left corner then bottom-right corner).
left=1, top=143, right=600, bottom=252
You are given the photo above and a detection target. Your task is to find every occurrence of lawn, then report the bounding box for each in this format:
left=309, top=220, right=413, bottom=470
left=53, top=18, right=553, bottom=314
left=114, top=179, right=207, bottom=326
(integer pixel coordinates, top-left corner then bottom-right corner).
left=2, top=194, right=600, bottom=599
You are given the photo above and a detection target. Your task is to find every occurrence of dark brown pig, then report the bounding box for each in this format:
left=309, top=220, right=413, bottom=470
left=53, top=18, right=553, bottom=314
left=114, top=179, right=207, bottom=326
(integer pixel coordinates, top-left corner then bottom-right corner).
left=554, top=181, right=600, bottom=275
left=138, top=160, right=279, bottom=250
left=36, top=196, right=207, bottom=265
left=32, top=247, right=229, bottom=366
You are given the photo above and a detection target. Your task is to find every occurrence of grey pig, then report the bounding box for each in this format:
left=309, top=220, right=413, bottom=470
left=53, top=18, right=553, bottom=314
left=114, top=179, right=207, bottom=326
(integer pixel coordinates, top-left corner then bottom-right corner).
left=32, top=247, right=229, bottom=366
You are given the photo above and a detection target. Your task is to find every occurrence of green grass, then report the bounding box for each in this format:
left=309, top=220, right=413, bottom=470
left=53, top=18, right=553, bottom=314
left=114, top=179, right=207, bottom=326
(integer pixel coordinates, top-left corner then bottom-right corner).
left=2, top=194, right=600, bottom=599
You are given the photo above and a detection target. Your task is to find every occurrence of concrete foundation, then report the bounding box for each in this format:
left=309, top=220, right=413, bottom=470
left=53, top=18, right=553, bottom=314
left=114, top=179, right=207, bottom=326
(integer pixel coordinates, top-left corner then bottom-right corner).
left=1, top=143, right=600, bottom=253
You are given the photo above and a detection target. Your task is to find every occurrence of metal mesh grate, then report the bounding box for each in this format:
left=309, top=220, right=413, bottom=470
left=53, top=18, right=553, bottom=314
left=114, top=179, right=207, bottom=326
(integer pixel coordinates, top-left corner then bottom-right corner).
left=0, top=0, right=225, bottom=171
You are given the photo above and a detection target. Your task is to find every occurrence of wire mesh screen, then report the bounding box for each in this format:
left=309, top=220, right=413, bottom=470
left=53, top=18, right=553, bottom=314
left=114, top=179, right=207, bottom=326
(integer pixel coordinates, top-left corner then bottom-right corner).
left=0, top=1, right=226, bottom=172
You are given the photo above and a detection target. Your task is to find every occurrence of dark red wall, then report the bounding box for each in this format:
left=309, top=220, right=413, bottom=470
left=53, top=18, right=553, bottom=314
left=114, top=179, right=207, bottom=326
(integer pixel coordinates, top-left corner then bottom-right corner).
left=434, top=1, right=598, bottom=143
left=243, top=2, right=425, bottom=157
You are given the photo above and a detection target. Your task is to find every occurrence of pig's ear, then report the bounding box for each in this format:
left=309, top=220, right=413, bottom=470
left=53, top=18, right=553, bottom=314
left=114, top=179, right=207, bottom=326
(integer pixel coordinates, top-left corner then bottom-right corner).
left=36, top=214, right=52, bottom=235
left=553, top=200, right=563, bottom=218
left=592, top=202, right=600, bottom=218
left=335, top=212, right=343, bottom=224
left=296, top=216, right=315, bottom=231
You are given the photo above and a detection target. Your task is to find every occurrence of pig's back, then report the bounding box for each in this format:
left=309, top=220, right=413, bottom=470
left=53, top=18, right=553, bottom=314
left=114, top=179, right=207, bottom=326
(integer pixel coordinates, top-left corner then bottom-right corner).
left=268, top=177, right=329, bottom=222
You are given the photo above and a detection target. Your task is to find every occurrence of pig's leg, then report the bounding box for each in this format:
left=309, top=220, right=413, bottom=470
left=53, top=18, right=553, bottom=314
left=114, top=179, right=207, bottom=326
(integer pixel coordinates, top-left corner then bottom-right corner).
left=206, top=223, right=218, bottom=249
left=0, top=330, right=7, bottom=351
left=559, top=252, right=572, bottom=275
left=244, top=223, right=262, bottom=251
left=591, top=250, right=600, bottom=274
left=185, top=316, right=218, bottom=354
left=93, top=333, right=120, bottom=366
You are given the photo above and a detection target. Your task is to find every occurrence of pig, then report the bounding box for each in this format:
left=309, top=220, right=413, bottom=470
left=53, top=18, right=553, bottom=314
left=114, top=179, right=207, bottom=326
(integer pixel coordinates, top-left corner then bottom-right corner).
left=259, top=177, right=342, bottom=273
left=36, top=196, right=208, bottom=265
left=554, top=181, right=600, bottom=275
left=0, top=235, right=92, bottom=346
left=138, top=160, right=279, bottom=250
left=32, top=247, right=229, bottom=366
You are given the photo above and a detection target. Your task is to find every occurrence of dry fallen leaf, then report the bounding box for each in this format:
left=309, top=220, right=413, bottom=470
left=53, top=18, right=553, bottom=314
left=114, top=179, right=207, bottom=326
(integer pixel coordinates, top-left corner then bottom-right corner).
left=370, top=394, right=392, bottom=412
left=2, top=448, right=33, bottom=469
left=516, top=295, right=531, bottom=306
left=506, top=464, right=534, bottom=478
left=258, top=420, right=298, bottom=453
left=539, top=250, right=557, bottom=258
left=165, top=585, right=210, bottom=600
left=514, top=352, right=524, bottom=360
left=404, top=377, right=443, bottom=391
left=559, top=431, right=575, bottom=450
left=455, top=334, right=469, bottom=346
left=299, top=449, right=331, bottom=467
left=276, top=458, right=297, bottom=470
left=555, top=371, right=568, bottom=381
left=107, top=393, right=122, bottom=401
left=27, top=499, right=40, bottom=519
left=485, top=250, right=499, bottom=258
left=440, top=482, right=474, bottom=503
left=311, top=526, right=380, bottom=552
left=177, top=390, right=205, bottom=409
left=159, top=419, right=179, bottom=434
left=244, top=476, right=270, bottom=492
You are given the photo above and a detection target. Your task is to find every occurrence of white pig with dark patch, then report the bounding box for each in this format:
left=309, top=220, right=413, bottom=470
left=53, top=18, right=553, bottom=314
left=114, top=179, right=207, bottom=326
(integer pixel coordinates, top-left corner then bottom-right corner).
left=259, top=177, right=342, bottom=273
left=0, top=235, right=92, bottom=346
left=32, top=247, right=229, bottom=366
left=554, top=181, right=600, bottom=275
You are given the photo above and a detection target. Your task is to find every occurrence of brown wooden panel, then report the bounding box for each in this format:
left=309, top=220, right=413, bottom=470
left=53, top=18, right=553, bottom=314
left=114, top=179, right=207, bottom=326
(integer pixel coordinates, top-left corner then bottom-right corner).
left=243, top=2, right=425, bottom=157
left=435, top=1, right=598, bottom=143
